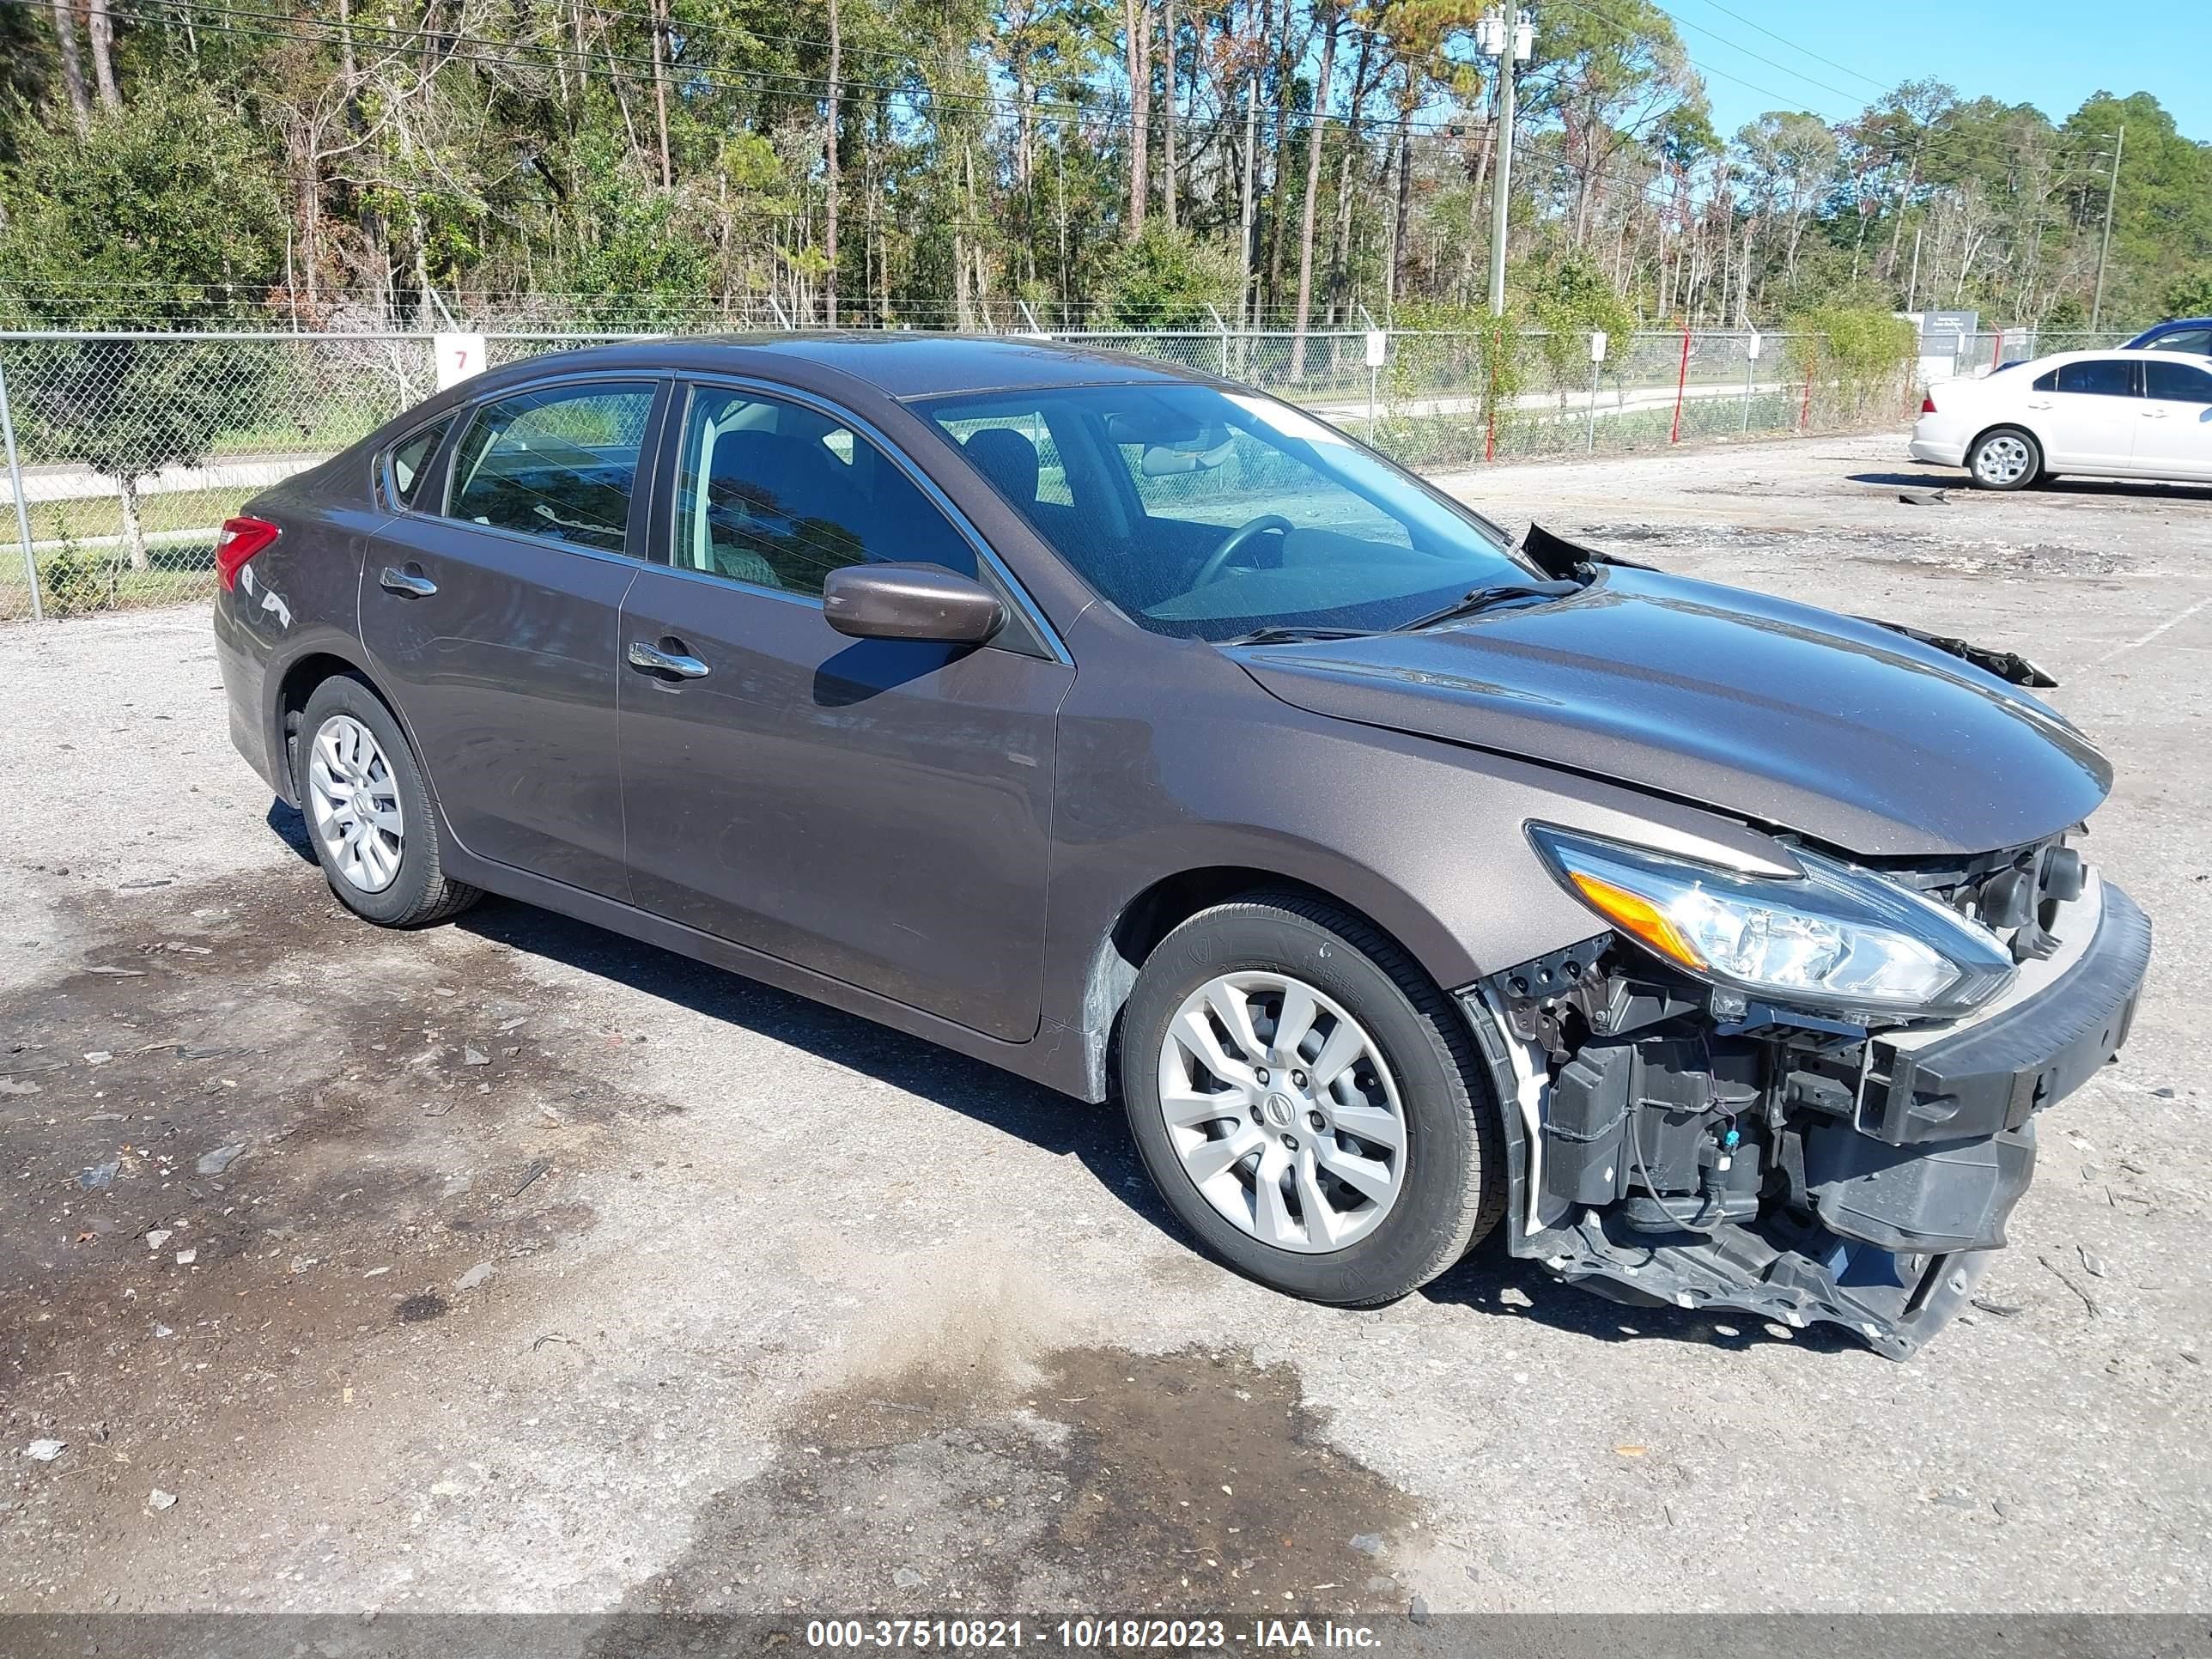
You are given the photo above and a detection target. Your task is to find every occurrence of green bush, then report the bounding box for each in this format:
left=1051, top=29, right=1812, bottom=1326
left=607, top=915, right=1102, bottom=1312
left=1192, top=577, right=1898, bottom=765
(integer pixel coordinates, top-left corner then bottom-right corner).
left=1528, top=252, right=1635, bottom=386
left=40, top=517, right=117, bottom=617
left=1784, top=303, right=1915, bottom=422
left=1386, top=301, right=1529, bottom=452
left=1095, top=225, right=1242, bottom=330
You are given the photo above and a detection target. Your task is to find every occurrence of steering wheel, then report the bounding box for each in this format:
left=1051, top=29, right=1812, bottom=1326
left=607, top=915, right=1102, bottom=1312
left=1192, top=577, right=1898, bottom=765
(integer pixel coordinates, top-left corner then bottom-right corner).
left=1192, top=514, right=1296, bottom=587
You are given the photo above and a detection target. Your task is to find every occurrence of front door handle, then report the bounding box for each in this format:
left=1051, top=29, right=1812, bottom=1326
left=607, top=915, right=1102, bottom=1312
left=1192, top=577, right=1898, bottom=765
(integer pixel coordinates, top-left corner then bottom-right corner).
left=2024, top=399, right=2053, bottom=410
left=379, top=565, right=437, bottom=598
left=2142, top=408, right=2169, bottom=418
left=628, top=639, right=711, bottom=680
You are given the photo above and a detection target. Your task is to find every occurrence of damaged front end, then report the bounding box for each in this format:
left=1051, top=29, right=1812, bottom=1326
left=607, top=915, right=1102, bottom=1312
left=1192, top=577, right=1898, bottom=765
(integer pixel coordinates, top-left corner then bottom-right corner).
left=1460, top=828, right=2151, bottom=1358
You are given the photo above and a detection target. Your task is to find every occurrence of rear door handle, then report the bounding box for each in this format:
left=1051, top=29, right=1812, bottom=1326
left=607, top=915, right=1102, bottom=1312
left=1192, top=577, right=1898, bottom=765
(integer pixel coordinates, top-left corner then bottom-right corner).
left=2025, top=399, right=2053, bottom=410
left=379, top=565, right=437, bottom=598
left=628, top=639, right=711, bottom=680
left=2142, top=408, right=2169, bottom=418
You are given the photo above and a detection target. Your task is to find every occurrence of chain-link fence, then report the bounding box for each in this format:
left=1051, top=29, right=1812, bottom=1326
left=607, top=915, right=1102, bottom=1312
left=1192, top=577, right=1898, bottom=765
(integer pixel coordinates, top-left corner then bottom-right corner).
left=1936, top=330, right=2133, bottom=380
left=1, top=324, right=1907, bottom=623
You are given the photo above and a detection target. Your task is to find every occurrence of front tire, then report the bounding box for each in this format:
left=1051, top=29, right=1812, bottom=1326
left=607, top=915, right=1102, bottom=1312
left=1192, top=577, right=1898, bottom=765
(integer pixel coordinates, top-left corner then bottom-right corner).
left=1968, top=426, right=2041, bottom=490
left=1120, top=892, right=1505, bottom=1306
left=295, top=673, right=481, bottom=927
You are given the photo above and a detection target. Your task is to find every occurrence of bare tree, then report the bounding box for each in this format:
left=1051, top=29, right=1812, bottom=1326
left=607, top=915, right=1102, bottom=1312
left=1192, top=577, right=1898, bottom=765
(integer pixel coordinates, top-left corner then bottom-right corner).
left=85, top=0, right=120, bottom=111
left=1159, top=0, right=1176, bottom=233
left=649, top=0, right=673, bottom=190
left=1289, top=0, right=1339, bottom=376
left=1121, top=0, right=1149, bottom=234
left=824, top=0, right=842, bottom=323
left=49, top=0, right=91, bottom=136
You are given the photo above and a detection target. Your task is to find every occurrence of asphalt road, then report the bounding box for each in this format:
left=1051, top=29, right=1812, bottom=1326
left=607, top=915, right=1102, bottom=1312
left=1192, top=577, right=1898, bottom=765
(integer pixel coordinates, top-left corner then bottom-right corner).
left=1, top=431, right=2205, bottom=1622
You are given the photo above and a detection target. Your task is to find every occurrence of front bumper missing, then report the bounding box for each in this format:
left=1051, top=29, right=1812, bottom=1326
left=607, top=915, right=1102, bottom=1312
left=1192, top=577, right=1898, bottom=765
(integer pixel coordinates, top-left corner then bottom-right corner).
left=1461, top=876, right=2151, bottom=1359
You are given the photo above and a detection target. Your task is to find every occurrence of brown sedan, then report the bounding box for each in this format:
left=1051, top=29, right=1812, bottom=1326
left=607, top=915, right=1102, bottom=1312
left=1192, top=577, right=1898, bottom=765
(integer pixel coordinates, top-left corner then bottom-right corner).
left=211, top=336, right=2148, bottom=1356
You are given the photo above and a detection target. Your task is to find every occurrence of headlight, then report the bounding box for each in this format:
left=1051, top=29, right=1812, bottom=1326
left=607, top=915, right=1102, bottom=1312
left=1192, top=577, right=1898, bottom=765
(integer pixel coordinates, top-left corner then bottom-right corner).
left=1528, top=825, right=2016, bottom=1018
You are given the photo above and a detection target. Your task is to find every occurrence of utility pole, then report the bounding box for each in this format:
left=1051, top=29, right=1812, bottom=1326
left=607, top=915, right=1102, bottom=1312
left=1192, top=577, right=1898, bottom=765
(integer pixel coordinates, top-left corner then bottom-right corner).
left=1479, top=8, right=1533, bottom=317
left=2092, top=125, right=2124, bottom=331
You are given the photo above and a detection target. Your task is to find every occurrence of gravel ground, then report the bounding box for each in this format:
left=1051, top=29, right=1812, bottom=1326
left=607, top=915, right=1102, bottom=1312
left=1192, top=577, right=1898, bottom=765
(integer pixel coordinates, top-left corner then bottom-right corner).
left=1, top=430, right=2206, bottom=1620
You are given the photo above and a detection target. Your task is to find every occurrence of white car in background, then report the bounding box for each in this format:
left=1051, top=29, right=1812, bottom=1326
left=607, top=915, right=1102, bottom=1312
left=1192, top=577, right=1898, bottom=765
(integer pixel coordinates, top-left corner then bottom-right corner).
left=1911, top=349, right=2212, bottom=490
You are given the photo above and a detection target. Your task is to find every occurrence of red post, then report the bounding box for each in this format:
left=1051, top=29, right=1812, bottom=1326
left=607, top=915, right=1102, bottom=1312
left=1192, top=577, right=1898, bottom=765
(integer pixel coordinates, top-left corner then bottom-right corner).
left=1668, top=319, right=1692, bottom=444
left=1484, top=350, right=1498, bottom=463
left=1799, top=342, right=1816, bottom=433
left=1990, top=328, right=2004, bottom=370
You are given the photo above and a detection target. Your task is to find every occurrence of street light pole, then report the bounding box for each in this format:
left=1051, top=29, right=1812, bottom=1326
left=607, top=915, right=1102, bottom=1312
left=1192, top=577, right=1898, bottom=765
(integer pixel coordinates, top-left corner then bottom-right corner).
left=1480, top=8, right=1533, bottom=318
left=2092, top=125, right=2124, bottom=332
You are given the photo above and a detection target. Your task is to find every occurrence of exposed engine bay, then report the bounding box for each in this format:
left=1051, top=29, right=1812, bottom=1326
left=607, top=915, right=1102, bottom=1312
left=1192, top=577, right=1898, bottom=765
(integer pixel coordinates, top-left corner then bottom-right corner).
left=1462, top=832, right=2152, bottom=1358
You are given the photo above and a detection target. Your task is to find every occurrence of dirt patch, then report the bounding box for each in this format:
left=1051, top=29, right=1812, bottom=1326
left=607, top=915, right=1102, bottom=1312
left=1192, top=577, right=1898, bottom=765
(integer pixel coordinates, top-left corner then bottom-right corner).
left=1569, top=517, right=2126, bottom=580
left=0, top=862, right=663, bottom=1589
left=630, top=1345, right=1421, bottom=1618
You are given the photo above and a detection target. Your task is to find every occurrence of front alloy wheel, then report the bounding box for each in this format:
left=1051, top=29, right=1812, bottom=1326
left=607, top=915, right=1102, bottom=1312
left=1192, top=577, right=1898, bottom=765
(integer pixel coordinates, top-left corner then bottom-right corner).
left=1159, top=972, right=1407, bottom=1252
left=1121, top=892, right=1505, bottom=1307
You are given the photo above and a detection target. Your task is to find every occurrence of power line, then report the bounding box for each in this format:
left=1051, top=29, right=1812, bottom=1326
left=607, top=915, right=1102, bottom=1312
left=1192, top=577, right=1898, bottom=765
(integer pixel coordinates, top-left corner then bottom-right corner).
left=1674, top=0, right=1892, bottom=94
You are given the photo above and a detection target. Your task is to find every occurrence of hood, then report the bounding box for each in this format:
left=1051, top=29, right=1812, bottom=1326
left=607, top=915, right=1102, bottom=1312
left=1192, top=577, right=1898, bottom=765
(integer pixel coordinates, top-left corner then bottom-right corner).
left=1230, top=566, right=2112, bottom=858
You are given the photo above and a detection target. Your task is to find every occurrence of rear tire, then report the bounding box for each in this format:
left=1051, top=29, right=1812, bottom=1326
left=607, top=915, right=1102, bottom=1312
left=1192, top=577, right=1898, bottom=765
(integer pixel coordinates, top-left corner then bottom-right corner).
left=1967, top=426, right=2041, bottom=490
left=1120, top=892, right=1505, bottom=1307
left=294, top=674, right=481, bottom=927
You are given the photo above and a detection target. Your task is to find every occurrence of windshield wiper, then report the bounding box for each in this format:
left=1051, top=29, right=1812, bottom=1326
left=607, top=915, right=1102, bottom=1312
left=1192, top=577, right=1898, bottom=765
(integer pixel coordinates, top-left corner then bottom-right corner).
left=1215, top=625, right=1377, bottom=647
left=1394, top=579, right=1583, bottom=634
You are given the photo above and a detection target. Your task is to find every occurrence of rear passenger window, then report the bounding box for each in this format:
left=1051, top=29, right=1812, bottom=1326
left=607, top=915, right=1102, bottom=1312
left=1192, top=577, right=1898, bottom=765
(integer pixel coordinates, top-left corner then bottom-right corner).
left=2145, top=360, right=2212, bottom=404
left=2054, top=359, right=2137, bottom=398
left=668, top=385, right=975, bottom=598
left=386, top=418, right=449, bottom=508
left=447, top=382, right=657, bottom=553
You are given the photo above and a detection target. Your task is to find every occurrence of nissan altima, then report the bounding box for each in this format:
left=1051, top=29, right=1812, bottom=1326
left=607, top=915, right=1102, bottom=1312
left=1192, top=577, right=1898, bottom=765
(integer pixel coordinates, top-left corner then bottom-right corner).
left=212, top=335, right=2150, bottom=1356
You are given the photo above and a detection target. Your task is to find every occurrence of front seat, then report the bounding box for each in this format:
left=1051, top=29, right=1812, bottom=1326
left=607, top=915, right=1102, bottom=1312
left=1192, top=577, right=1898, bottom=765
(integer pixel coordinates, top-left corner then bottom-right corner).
left=962, top=428, right=1040, bottom=507
left=706, top=429, right=858, bottom=589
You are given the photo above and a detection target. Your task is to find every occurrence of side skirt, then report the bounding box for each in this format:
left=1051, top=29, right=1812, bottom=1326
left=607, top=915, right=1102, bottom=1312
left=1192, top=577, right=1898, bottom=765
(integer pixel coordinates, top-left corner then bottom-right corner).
left=438, top=842, right=1095, bottom=1103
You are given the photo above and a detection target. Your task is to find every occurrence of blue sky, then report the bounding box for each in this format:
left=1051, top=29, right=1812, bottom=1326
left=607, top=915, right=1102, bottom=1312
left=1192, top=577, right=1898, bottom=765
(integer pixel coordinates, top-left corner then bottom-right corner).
left=1669, top=0, right=2211, bottom=143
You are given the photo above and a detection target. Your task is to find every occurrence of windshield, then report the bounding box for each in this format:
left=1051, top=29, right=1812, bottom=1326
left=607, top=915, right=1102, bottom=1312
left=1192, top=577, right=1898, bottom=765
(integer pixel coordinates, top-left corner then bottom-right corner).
left=920, top=383, right=1528, bottom=641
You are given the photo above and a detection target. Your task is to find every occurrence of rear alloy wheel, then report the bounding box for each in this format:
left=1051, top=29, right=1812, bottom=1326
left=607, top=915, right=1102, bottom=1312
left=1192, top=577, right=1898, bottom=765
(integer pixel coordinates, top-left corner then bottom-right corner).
left=1968, top=427, right=2040, bottom=490
left=1121, top=893, right=1504, bottom=1306
left=307, top=714, right=404, bottom=893
left=295, top=674, right=481, bottom=927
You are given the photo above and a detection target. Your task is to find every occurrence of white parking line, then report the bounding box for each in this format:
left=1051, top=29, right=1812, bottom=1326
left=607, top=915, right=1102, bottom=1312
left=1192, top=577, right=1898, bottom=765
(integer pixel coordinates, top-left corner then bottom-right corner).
left=2092, top=594, right=2212, bottom=671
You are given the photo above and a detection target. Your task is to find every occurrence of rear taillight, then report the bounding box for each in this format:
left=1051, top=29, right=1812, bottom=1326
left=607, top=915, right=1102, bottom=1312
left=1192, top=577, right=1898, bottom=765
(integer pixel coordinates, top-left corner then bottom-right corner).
left=215, top=517, right=280, bottom=591
left=1920, top=393, right=1938, bottom=414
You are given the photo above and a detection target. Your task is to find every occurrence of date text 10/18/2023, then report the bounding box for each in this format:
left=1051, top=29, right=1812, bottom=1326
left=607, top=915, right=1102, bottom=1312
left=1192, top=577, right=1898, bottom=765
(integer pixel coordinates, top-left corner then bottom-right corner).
left=805, top=1618, right=1389, bottom=1650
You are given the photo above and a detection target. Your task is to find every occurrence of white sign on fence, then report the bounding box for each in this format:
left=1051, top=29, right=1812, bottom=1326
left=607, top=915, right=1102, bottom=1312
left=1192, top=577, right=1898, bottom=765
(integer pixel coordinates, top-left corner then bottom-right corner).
left=434, top=333, right=488, bottom=390
left=1364, top=329, right=1389, bottom=368
left=1746, top=330, right=1762, bottom=361
left=1589, top=330, right=1607, bottom=363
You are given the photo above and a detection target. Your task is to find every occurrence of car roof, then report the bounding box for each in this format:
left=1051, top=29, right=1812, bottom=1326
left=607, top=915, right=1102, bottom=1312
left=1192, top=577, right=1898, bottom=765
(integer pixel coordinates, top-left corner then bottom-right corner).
left=470, top=332, right=1202, bottom=402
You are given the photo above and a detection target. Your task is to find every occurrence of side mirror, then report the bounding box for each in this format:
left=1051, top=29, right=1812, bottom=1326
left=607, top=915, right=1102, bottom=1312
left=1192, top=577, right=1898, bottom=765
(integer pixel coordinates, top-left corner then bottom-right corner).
left=822, top=562, right=1006, bottom=644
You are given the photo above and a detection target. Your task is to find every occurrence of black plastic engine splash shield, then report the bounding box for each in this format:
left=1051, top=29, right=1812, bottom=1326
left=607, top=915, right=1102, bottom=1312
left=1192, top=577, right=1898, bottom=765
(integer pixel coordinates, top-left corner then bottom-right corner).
left=1519, top=1206, right=1997, bottom=1360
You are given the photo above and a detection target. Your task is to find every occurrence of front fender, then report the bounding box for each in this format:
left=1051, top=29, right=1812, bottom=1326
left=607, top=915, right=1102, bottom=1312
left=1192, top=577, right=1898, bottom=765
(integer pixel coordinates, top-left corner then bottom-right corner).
left=1038, top=641, right=1797, bottom=1085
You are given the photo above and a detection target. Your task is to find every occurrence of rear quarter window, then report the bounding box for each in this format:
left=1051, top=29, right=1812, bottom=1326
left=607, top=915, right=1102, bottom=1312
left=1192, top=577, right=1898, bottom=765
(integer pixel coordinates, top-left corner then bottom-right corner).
left=383, top=418, right=451, bottom=509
